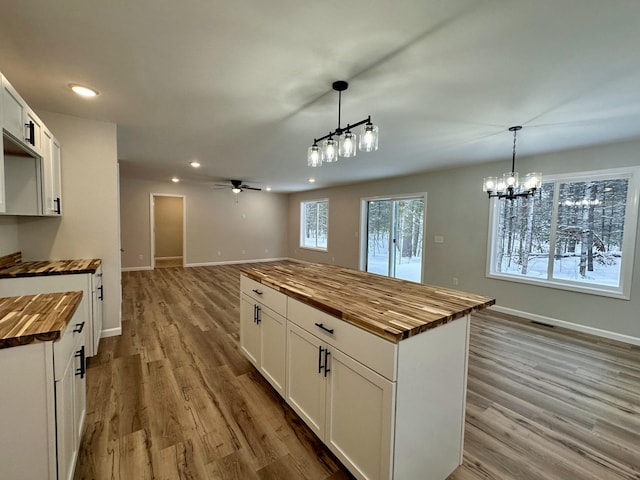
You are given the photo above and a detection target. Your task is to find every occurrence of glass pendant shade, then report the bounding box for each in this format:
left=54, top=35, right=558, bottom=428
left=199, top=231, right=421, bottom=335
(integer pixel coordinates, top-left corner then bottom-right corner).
left=338, top=131, right=357, bottom=157
left=323, top=138, right=338, bottom=163
left=483, top=176, right=498, bottom=193
left=524, top=172, right=542, bottom=191
left=359, top=123, right=379, bottom=152
left=307, top=144, right=322, bottom=167
left=503, top=172, right=519, bottom=189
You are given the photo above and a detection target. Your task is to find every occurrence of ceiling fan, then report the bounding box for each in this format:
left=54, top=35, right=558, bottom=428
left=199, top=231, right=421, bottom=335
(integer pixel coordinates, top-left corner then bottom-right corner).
left=214, top=179, right=262, bottom=193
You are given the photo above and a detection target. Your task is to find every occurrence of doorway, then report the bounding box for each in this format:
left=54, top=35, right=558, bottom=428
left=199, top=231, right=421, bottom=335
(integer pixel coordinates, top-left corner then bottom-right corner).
left=150, top=194, right=185, bottom=268
left=361, top=194, right=425, bottom=282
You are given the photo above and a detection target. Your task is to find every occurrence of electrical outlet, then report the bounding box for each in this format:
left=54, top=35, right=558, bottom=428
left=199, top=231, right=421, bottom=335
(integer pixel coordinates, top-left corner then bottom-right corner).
left=434, top=235, right=444, bottom=244
left=242, top=249, right=246, bottom=254
left=138, top=254, right=143, bottom=260
left=452, top=277, right=459, bottom=286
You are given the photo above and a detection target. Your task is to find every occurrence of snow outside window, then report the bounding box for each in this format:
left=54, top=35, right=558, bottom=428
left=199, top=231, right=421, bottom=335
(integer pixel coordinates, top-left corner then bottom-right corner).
left=301, top=199, right=328, bottom=250
left=487, top=167, right=640, bottom=299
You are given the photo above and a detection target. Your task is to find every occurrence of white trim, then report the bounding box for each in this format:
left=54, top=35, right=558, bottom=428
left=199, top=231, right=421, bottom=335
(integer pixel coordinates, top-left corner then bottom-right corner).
left=186, top=257, right=288, bottom=267
left=121, top=266, right=153, bottom=272
left=154, top=256, right=183, bottom=260
left=489, top=305, right=640, bottom=346
left=300, top=198, right=329, bottom=251
left=101, top=327, right=122, bottom=338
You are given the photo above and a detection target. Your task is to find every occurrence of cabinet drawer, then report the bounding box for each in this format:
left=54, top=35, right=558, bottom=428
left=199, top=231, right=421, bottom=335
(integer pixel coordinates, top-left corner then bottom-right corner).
left=288, top=298, right=397, bottom=381
left=240, top=275, right=287, bottom=317
left=53, top=309, right=85, bottom=381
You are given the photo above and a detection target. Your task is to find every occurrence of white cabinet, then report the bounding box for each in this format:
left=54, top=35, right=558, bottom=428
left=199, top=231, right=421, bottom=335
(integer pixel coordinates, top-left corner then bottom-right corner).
left=239, top=276, right=286, bottom=395
left=42, top=127, right=62, bottom=215
left=0, top=87, right=4, bottom=213
left=287, top=307, right=395, bottom=480
left=0, top=305, right=86, bottom=480
left=1, top=73, right=28, bottom=143
left=240, top=273, right=472, bottom=480
left=0, top=266, right=104, bottom=357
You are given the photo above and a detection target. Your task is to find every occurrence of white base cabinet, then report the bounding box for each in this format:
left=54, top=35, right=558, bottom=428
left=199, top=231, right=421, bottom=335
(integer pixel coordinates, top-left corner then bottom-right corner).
left=240, top=274, right=471, bottom=480
left=0, top=265, right=103, bottom=357
left=0, top=306, right=86, bottom=480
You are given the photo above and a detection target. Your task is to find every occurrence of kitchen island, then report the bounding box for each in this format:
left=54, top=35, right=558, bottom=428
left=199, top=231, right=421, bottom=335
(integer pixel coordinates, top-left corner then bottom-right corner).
left=240, top=263, right=494, bottom=480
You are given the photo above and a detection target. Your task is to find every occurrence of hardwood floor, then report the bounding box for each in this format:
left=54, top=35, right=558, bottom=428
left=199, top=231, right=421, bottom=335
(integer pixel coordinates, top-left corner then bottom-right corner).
left=74, top=263, right=640, bottom=480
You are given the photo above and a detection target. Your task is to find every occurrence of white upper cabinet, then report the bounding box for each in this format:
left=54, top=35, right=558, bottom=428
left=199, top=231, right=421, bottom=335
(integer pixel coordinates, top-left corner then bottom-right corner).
left=42, top=127, right=62, bottom=215
left=1, top=74, right=27, bottom=143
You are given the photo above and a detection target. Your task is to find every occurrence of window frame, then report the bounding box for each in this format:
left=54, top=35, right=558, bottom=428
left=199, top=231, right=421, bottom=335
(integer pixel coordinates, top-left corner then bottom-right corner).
left=486, top=166, right=640, bottom=300
left=300, top=198, right=329, bottom=251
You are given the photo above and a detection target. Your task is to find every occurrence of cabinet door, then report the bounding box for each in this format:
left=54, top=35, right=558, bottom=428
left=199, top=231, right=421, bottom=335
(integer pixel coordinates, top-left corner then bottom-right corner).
left=92, top=270, right=103, bottom=354
left=325, top=349, right=395, bottom=480
left=51, top=137, right=62, bottom=213
left=240, top=295, right=260, bottom=366
left=259, top=307, right=286, bottom=396
left=56, top=352, right=76, bottom=480
left=73, top=345, right=86, bottom=459
left=41, top=128, right=55, bottom=215
left=1, top=74, right=27, bottom=142
left=286, top=322, right=326, bottom=438
left=24, top=107, right=43, bottom=155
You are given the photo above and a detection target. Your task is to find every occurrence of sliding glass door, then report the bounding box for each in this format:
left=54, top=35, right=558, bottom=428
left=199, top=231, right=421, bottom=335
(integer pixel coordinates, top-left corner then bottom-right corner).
left=363, top=196, right=425, bottom=282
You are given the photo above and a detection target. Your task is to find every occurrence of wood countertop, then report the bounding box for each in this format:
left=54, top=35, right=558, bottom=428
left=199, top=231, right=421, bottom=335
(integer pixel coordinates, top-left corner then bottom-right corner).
left=241, top=263, right=495, bottom=342
left=0, top=256, right=102, bottom=278
left=0, top=291, right=83, bottom=349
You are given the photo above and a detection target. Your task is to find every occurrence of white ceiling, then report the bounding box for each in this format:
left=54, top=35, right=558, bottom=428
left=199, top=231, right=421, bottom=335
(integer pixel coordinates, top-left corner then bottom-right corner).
left=1, top=0, right=639, bottom=192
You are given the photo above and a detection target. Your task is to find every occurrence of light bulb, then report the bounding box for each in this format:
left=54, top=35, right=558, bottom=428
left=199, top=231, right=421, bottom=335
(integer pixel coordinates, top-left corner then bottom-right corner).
left=359, top=123, right=379, bottom=152
left=307, top=144, right=322, bottom=167
left=339, top=131, right=357, bottom=157
left=323, top=138, right=337, bottom=163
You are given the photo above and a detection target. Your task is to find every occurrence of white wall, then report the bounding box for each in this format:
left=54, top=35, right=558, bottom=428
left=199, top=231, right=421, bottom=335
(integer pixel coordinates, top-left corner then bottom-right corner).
left=0, top=217, right=19, bottom=255
left=288, top=139, right=640, bottom=340
left=17, top=111, right=121, bottom=335
left=120, top=177, right=288, bottom=268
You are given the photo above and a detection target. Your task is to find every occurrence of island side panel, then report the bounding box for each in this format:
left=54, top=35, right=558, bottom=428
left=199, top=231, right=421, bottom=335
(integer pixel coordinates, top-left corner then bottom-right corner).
left=393, top=314, right=470, bottom=479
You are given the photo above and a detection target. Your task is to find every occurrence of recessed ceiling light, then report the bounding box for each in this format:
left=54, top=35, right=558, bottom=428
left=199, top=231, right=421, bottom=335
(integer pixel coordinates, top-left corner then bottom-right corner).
left=189, top=161, right=201, bottom=168
left=308, top=178, right=316, bottom=183
left=265, top=187, right=272, bottom=192
left=69, top=84, right=99, bottom=97
left=171, top=177, right=180, bottom=183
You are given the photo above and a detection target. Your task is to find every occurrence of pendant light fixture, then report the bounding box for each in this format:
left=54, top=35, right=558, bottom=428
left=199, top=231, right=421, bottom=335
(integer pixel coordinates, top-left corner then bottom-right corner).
left=307, top=80, right=378, bottom=167
left=483, top=126, right=541, bottom=200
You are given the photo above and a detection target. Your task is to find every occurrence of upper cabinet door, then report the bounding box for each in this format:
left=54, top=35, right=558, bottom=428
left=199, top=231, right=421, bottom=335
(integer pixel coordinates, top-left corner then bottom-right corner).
left=41, top=128, right=62, bottom=216
left=1, top=74, right=27, bottom=143
left=24, top=107, right=43, bottom=156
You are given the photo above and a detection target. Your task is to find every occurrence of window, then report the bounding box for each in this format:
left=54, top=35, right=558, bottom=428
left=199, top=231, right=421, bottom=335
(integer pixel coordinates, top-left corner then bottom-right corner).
left=487, top=167, right=640, bottom=298
left=300, top=199, right=328, bottom=250
left=361, top=195, right=425, bottom=283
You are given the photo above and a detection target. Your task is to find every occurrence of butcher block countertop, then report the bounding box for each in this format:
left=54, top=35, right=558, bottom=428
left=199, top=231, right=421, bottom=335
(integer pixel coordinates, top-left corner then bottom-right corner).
left=0, top=291, right=83, bottom=349
left=241, top=263, right=495, bottom=342
left=0, top=252, right=101, bottom=278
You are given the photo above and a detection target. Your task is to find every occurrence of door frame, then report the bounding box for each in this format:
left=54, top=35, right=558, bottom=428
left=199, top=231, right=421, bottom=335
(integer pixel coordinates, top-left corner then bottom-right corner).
left=149, top=193, right=186, bottom=269
left=359, top=192, right=427, bottom=282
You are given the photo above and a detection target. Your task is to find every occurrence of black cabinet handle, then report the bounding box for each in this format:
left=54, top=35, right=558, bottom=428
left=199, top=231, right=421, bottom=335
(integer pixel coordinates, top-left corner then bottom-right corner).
left=98, top=285, right=104, bottom=300
left=252, top=289, right=263, bottom=295
left=318, top=346, right=324, bottom=374
left=54, top=197, right=61, bottom=214
left=25, top=121, right=35, bottom=145
left=314, top=323, right=334, bottom=334
left=255, top=305, right=261, bottom=324
left=73, top=322, right=85, bottom=333
left=324, top=349, right=331, bottom=377
left=75, top=346, right=86, bottom=379
left=253, top=304, right=257, bottom=323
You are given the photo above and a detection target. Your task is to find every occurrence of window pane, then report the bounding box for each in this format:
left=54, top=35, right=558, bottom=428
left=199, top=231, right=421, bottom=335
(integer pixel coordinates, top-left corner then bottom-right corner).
left=553, top=179, right=628, bottom=286
left=301, top=200, right=328, bottom=250
left=317, top=201, right=328, bottom=248
left=492, top=183, right=554, bottom=279
left=366, top=200, right=391, bottom=276
left=303, top=202, right=317, bottom=247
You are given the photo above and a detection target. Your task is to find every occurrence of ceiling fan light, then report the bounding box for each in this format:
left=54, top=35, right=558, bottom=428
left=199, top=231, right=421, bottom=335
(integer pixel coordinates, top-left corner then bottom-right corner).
left=359, top=123, right=378, bottom=152
left=232, top=187, right=242, bottom=194
left=307, top=144, right=323, bottom=167
left=323, top=137, right=338, bottom=163
left=338, top=131, right=357, bottom=158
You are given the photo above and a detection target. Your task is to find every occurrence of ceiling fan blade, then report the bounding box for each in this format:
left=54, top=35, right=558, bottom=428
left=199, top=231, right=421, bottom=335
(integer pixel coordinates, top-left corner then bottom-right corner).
left=243, top=186, right=262, bottom=191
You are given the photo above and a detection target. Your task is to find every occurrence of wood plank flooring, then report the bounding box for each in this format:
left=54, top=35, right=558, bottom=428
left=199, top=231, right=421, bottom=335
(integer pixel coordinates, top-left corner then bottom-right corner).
left=74, top=263, right=640, bottom=480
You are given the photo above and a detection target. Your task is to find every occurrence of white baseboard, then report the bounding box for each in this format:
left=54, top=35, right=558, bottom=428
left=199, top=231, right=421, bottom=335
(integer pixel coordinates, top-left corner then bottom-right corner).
left=155, top=256, right=183, bottom=260
left=186, top=257, right=288, bottom=267
left=489, top=305, right=640, bottom=346
left=101, top=327, right=122, bottom=338
left=121, top=266, right=153, bottom=272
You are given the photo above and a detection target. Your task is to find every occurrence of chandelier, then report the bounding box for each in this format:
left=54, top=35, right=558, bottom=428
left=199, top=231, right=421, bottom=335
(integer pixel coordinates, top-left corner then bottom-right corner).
left=483, top=126, right=541, bottom=200
left=307, top=81, right=379, bottom=167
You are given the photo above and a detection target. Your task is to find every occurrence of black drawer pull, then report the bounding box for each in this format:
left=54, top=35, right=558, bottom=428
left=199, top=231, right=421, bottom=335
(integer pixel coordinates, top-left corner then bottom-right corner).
left=73, top=322, right=85, bottom=333
left=318, top=345, right=324, bottom=374
left=54, top=197, right=61, bottom=214
left=25, top=121, right=35, bottom=145
left=98, top=285, right=104, bottom=300
left=75, top=346, right=86, bottom=379
left=324, top=349, right=331, bottom=377
left=314, top=323, right=334, bottom=334
left=252, top=289, right=263, bottom=295
left=255, top=305, right=261, bottom=324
